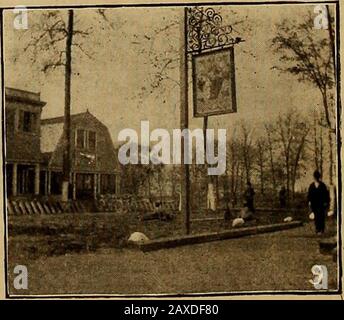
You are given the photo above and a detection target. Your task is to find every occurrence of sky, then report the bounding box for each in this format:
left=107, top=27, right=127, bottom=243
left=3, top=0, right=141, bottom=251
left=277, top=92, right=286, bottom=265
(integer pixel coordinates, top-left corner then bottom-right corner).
left=3, top=3, right=334, bottom=149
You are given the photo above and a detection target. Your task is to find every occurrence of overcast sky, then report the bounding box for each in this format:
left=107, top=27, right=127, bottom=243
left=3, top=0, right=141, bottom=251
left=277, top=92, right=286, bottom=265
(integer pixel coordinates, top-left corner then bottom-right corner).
left=4, top=4, right=334, bottom=146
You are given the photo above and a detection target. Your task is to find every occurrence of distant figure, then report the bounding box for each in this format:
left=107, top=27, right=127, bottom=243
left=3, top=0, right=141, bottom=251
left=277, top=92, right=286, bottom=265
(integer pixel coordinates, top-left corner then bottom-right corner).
left=243, top=181, right=255, bottom=213
left=154, top=201, right=163, bottom=218
left=279, top=186, right=287, bottom=208
left=207, top=182, right=216, bottom=212
left=224, top=193, right=231, bottom=221
left=307, top=170, right=330, bottom=235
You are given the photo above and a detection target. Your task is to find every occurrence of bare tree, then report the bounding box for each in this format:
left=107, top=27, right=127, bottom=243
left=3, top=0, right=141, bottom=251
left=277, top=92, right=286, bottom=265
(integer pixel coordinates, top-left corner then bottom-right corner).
left=272, top=9, right=336, bottom=184
left=239, top=121, right=255, bottom=184
left=134, top=8, right=251, bottom=103
left=264, top=123, right=277, bottom=194
left=226, top=128, right=241, bottom=206
left=256, top=137, right=267, bottom=196
left=308, top=106, right=325, bottom=174
left=17, top=10, right=121, bottom=201
left=275, top=109, right=310, bottom=202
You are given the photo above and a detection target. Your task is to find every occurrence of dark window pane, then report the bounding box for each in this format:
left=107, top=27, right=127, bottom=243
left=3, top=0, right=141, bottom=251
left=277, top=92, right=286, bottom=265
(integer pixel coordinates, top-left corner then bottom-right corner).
left=77, top=129, right=85, bottom=148
left=30, top=113, right=36, bottom=132
left=19, top=111, right=36, bottom=132
left=6, top=109, right=15, bottom=133
left=23, top=112, right=31, bottom=132
left=88, top=131, right=96, bottom=150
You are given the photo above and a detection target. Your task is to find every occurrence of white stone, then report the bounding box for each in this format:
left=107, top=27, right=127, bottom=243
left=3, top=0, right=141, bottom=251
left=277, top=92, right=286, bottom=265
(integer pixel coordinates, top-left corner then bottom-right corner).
left=128, top=232, right=149, bottom=243
left=327, top=210, right=334, bottom=217
left=283, top=216, right=293, bottom=222
left=309, top=212, right=315, bottom=220
left=232, top=218, right=245, bottom=228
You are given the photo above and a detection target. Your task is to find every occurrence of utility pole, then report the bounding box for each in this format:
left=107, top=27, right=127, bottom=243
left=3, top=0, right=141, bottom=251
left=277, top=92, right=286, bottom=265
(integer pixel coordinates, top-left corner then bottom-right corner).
left=180, top=7, right=191, bottom=234
left=62, top=10, right=74, bottom=202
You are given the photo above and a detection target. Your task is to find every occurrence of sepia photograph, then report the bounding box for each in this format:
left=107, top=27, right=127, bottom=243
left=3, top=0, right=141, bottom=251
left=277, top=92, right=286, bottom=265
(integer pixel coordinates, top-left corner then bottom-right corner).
left=0, top=0, right=342, bottom=298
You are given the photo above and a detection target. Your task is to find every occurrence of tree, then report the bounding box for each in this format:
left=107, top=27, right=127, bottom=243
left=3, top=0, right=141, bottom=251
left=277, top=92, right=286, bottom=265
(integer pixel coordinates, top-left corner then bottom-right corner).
left=272, top=8, right=336, bottom=184
left=226, top=128, right=241, bottom=206
left=239, top=121, right=255, bottom=184
left=17, top=10, right=120, bottom=201
left=308, top=106, right=325, bottom=174
left=264, top=123, right=277, bottom=194
left=256, top=137, right=267, bottom=196
left=135, top=7, right=251, bottom=103
left=62, top=10, right=73, bottom=202
left=275, top=109, right=310, bottom=202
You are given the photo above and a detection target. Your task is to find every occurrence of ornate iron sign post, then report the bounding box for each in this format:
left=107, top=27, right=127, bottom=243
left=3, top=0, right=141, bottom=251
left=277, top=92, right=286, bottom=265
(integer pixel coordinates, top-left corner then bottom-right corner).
left=181, top=6, right=243, bottom=234
left=186, top=7, right=242, bottom=53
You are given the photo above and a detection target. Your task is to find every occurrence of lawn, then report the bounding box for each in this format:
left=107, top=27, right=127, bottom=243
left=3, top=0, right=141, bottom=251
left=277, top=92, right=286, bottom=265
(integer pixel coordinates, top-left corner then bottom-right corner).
left=7, top=208, right=307, bottom=261
left=7, top=221, right=339, bottom=296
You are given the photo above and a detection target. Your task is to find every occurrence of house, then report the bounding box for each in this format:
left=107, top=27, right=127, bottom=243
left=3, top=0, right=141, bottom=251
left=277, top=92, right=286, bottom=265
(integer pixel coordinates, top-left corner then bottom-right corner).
left=5, top=87, right=46, bottom=198
left=40, top=110, right=120, bottom=200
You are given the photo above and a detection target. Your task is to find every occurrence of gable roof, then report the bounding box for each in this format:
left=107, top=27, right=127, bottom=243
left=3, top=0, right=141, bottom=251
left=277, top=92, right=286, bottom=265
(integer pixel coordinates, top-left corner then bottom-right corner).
left=40, top=122, right=64, bottom=153
left=40, top=110, right=105, bottom=126
left=40, top=110, right=119, bottom=173
left=40, top=111, right=109, bottom=153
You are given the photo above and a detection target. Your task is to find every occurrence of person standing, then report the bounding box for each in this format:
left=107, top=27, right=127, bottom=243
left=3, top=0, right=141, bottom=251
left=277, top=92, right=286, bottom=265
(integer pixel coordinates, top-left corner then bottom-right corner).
left=279, top=186, right=287, bottom=208
left=244, top=181, right=255, bottom=214
left=207, top=181, right=216, bottom=212
left=307, top=170, right=330, bottom=235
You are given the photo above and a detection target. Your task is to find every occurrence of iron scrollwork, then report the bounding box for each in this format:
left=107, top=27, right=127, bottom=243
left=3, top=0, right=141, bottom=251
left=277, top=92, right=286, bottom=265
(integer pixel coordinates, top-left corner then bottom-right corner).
left=187, top=7, right=240, bottom=53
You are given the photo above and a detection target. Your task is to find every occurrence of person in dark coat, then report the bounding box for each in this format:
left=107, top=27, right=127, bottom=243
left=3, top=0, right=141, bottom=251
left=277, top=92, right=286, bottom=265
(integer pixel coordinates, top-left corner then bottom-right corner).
left=243, top=181, right=255, bottom=213
left=307, top=170, right=330, bottom=235
left=279, top=186, right=287, bottom=208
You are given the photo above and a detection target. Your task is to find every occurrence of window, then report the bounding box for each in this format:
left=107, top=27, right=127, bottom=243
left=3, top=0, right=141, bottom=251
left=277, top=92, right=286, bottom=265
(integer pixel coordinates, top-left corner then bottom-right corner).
left=19, top=111, right=37, bottom=133
left=76, top=129, right=86, bottom=148
left=88, top=131, right=96, bottom=151
left=6, top=109, right=15, bottom=133
left=76, top=129, right=96, bottom=150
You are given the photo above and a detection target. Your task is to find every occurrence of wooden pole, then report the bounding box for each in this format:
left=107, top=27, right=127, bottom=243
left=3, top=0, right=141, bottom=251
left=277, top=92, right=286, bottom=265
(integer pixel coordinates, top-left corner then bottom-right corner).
left=62, top=10, right=74, bottom=202
left=203, top=115, right=208, bottom=211
left=203, top=116, right=208, bottom=150
left=180, top=7, right=191, bottom=234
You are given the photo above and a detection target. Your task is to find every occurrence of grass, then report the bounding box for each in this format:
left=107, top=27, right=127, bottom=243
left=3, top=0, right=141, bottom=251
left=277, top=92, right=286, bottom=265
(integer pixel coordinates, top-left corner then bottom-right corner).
left=7, top=208, right=306, bottom=261
left=7, top=222, right=338, bottom=295
left=7, top=208, right=338, bottom=295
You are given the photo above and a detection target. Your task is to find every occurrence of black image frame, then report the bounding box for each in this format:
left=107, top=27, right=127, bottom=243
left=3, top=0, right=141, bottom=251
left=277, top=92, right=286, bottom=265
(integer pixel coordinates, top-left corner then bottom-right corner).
left=0, top=0, right=342, bottom=299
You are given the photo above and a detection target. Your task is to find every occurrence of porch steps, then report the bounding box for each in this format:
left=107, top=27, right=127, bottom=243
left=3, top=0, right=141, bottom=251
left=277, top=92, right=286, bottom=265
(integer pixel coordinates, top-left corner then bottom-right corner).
left=7, top=199, right=88, bottom=215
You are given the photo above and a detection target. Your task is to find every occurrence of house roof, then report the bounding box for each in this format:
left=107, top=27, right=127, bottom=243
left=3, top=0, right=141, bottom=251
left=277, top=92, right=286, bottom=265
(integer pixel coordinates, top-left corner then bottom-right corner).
left=40, top=122, right=64, bottom=153
left=5, top=87, right=46, bottom=107
left=40, top=111, right=107, bottom=153
left=40, top=110, right=105, bottom=126
left=40, top=110, right=119, bottom=173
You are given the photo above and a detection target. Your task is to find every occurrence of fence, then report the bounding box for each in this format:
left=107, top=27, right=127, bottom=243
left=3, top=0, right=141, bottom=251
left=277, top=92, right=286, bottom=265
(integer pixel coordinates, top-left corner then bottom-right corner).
left=95, top=194, right=179, bottom=214
left=7, top=199, right=87, bottom=215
